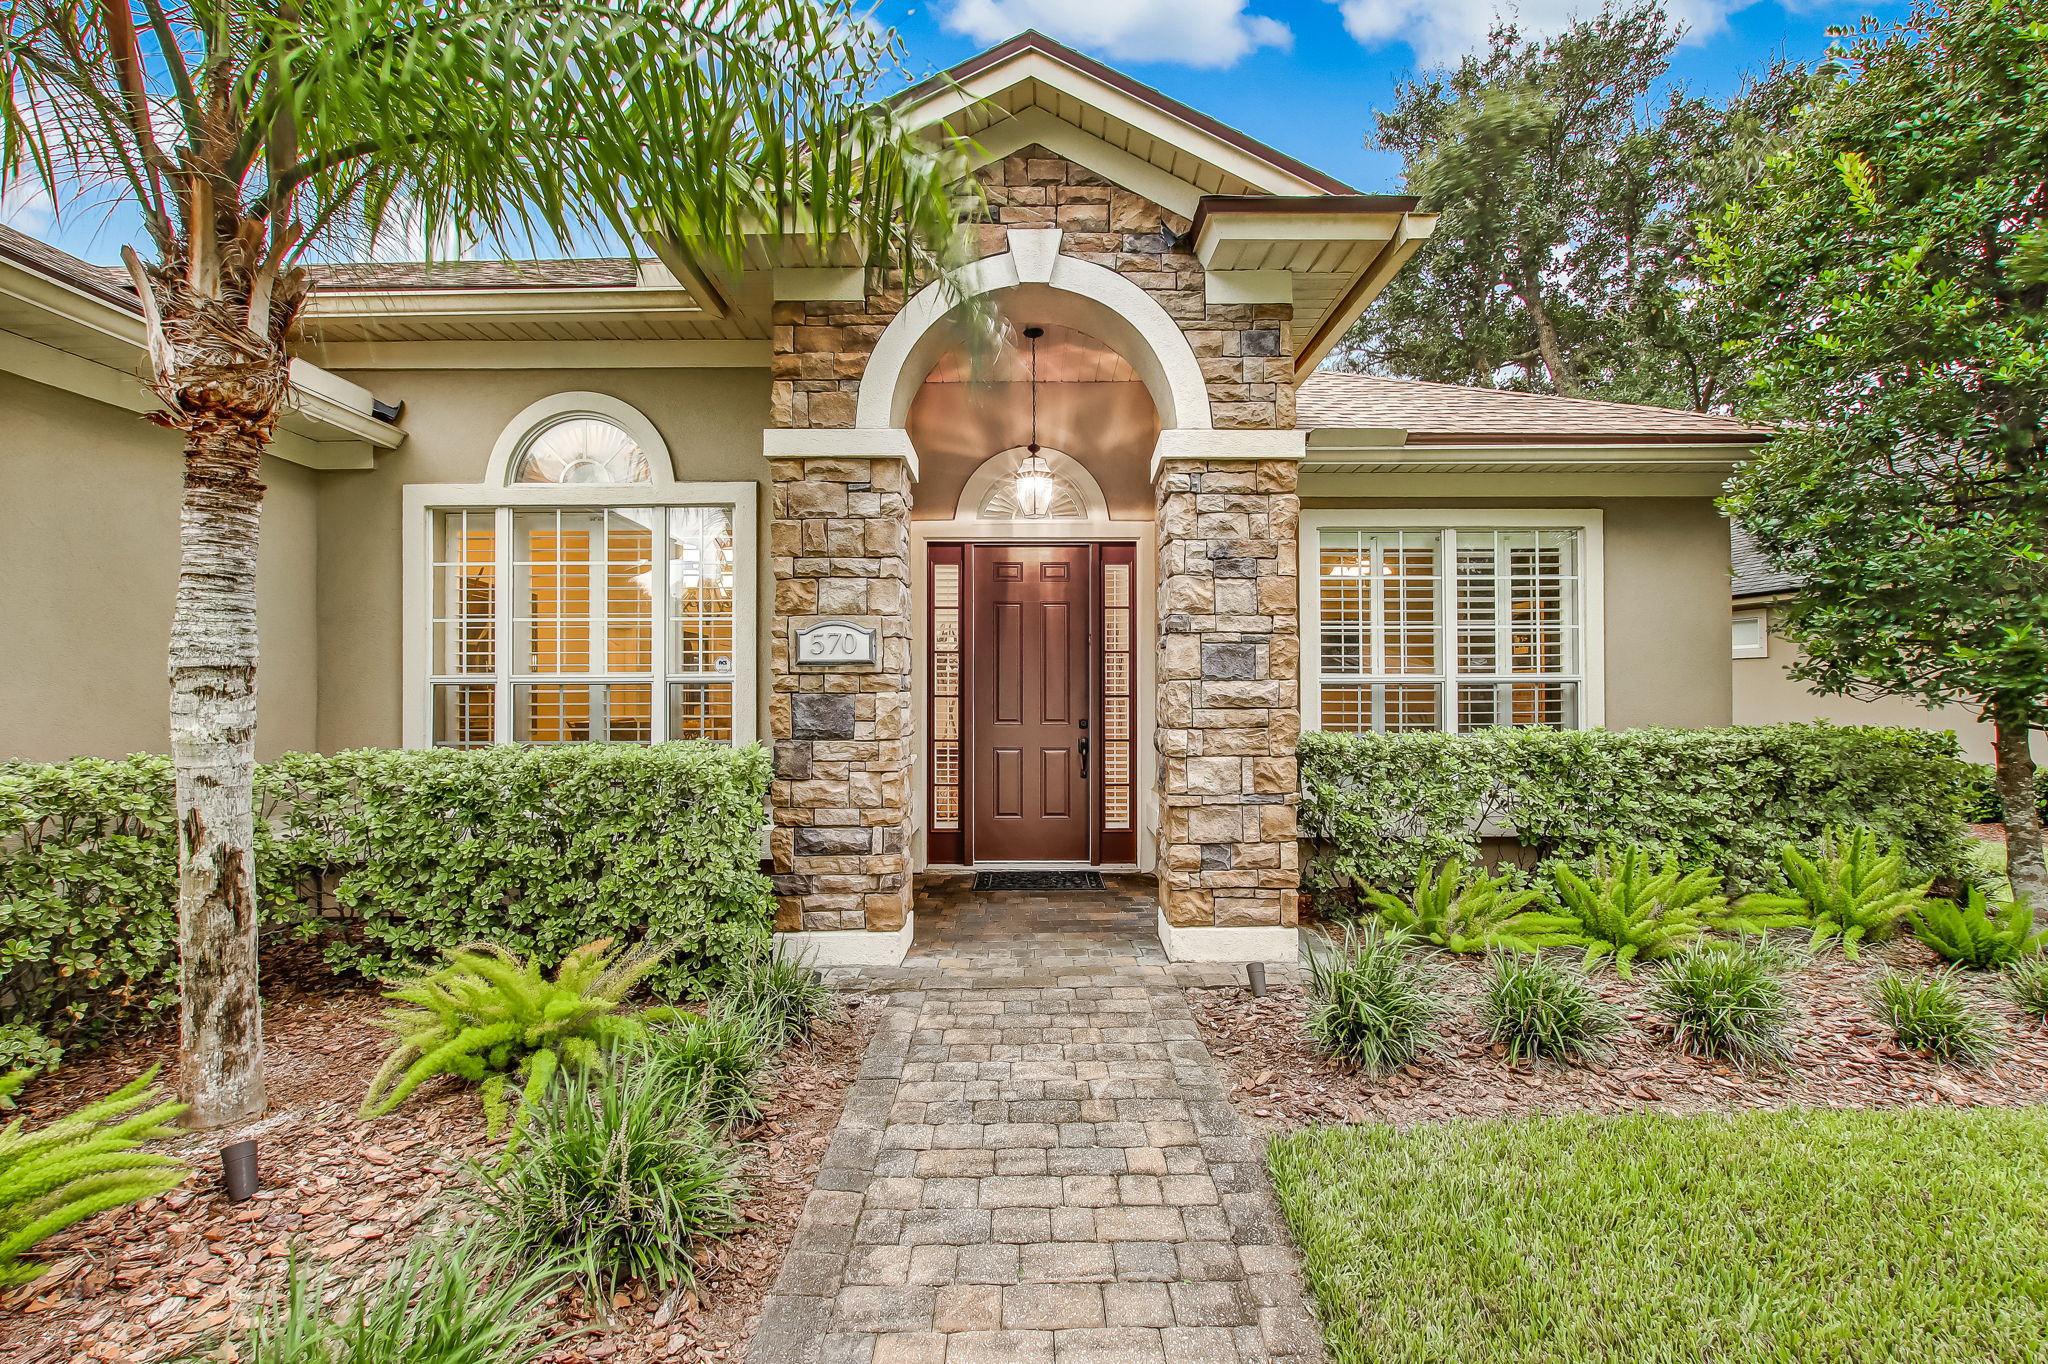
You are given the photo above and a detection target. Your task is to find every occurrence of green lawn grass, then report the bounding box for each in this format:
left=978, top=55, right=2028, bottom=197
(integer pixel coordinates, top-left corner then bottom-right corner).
left=1268, top=1107, right=2048, bottom=1363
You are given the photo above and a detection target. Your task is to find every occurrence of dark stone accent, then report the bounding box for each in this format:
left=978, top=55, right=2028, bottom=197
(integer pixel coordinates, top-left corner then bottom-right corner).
left=772, top=873, right=815, bottom=896
left=792, top=693, right=857, bottom=740
left=1208, top=557, right=1256, bottom=578
left=1122, top=230, right=1175, bottom=253
left=1202, top=644, right=1258, bottom=680
left=1241, top=328, right=1283, bottom=357
left=1163, top=612, right=1193, bottom=633
left=795, top=826, right=872, bottom=856
left=775, top=740, right=815, bottom=780
left=878, top=827, right=905, bottom=854
left=1200, top=844, right=1234, bottom=871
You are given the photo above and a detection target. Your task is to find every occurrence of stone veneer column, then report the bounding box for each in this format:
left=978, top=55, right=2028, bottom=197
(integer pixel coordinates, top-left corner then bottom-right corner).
left=1155, top=457, right=1302, bottom=929
left=768, top=456, right=914, bottom=933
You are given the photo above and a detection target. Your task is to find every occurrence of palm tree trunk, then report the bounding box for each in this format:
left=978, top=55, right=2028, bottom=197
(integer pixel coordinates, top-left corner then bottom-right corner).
left=1994, top=715, right=2048, bottom=922
left=172, top=425, right=268, bottom=1129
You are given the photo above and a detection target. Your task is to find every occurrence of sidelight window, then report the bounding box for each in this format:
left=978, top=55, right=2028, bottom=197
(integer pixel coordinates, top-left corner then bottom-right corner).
left=1308, top=515, right=1597, bottom=734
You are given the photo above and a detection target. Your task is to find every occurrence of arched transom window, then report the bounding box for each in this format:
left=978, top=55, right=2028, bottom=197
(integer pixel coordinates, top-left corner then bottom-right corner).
left=409, top=393, right=756, bottom=750
left=513, top=416, right=651, bottom=485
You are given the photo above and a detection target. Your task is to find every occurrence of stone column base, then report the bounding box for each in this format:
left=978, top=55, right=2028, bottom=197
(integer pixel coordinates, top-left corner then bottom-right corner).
left=1154, top=910, right=1300, bottom=963
left=772, top=914, right=916, bottom=968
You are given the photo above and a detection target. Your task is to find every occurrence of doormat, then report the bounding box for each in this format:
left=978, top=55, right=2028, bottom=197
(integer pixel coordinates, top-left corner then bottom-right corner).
left=974, top=870, right=1106, bottom=892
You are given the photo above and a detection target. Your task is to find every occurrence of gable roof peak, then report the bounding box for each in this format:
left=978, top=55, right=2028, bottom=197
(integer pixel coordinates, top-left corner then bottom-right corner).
left=897, top=29, right=1358, bottom=199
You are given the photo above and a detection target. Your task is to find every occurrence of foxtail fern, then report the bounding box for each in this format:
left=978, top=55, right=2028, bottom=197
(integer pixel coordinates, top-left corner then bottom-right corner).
left=361, top=939, right=674, bottom=1141
left=1510, top=848, right=1730, bottom=978
left=1781, top=827, right=1933, bottom=960
left=0, top=1067, right=186, bottom=1285
left=1913, top=888, right=2047, bottom=970
left=1360, top=858, right=1547, bottom=953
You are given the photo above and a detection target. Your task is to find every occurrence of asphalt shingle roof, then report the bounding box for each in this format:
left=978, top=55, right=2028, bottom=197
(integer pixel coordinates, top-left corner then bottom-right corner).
left=307, top=257, right=640, bottom=290
left=1296, top=371, right=1766, bottom=445
left=1730, top=523, right=1804, bottom=599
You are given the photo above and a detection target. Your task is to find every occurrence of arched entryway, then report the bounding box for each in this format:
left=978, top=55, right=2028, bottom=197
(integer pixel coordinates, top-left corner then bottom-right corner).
left=899, top=295, right=1166, bottom=869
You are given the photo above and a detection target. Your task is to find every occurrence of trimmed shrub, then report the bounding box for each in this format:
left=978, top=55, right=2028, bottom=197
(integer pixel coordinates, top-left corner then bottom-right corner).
left=0, top=755, right=180, bottom=1059
left=1301, top=723, right=1974, bottom=900
left=266, top=744, right=775, bottom=995
left=1, top=743, right=775, bottom=1062
left=1477, top=954, right=1623, bottom=1063
left=1304, top=924, right=1447, bottom=1073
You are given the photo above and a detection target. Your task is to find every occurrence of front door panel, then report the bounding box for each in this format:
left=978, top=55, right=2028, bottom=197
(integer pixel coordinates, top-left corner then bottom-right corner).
left=971, top=544, right=1091, bottom=862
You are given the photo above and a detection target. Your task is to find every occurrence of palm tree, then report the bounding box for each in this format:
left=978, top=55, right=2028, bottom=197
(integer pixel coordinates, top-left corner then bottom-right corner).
left=2, top=0, right=970, bottom=1128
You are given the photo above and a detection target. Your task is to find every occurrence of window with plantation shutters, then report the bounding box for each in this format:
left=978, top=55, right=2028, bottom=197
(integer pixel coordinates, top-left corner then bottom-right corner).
left=1314, top=523, right=1586, bottom=733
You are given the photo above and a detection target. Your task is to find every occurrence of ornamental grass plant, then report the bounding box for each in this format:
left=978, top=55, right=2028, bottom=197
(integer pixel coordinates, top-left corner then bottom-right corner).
left=464, top=1054, right=744, bottom=1295
left=1648, top=939, right=1797, bottom=1064
left=1303, top=924, right=1447, bottom=1073
left=1871, top=969, right=2001, bottom=1064
left=1476, top=953, right=1623, bottom=1063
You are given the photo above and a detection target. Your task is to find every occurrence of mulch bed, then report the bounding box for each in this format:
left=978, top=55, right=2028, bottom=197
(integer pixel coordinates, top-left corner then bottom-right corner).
left=1190, top=936, right=2048, bottom=1137
left=1, top=952, right=877, bottom=1364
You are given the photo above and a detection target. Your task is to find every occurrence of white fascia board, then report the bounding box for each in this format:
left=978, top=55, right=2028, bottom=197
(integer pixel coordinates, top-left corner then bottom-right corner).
left=1292, top=216, right=1438, bottom=377
left=1194, top=211, right=1399, bottom=262
left=1204, top=270, right=1292, bottom=306
left=308, top=339, right=770, bottom=370
left=0, top=259, right=145, bottom=350
left=1301, top=438, right=1758, bottom=468
left=2, top=281, right=400, bottom=463
left=305, top=286, right=704, bottom=321
left=900, top=50, right=1328, bottom=198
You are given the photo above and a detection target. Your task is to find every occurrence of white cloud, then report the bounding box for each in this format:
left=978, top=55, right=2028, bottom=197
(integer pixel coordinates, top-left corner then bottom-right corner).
left=0, top=180, right=57, bottom=236
left=940, top=0, right=1291, bottom=69
left=1331, top=0, right=1750, bottom=67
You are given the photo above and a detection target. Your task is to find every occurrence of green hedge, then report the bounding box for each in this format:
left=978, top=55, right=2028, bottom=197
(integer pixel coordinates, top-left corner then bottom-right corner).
left=0, top=744, right=774, bottom=1067
left=1300, top=723, right=1975, bottom=899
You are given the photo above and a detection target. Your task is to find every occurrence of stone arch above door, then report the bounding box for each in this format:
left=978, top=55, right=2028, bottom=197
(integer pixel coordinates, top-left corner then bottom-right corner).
left=854, top=229, right=1213, bottom=433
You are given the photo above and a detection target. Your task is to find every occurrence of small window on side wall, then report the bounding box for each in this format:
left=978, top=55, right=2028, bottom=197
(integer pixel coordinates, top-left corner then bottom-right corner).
left=1731, top=611, right=1769, bottom=659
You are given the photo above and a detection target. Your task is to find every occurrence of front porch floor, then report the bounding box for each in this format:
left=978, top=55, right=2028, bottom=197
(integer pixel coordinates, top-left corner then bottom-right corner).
left=747, top=876, right=1324, bottom=1362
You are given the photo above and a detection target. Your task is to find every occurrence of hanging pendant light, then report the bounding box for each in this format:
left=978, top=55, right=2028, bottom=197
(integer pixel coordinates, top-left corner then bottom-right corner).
left=1011, top=326, right=1057, bottom=518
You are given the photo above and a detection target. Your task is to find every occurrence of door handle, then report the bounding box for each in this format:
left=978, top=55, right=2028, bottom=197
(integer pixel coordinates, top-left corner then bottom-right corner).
left=1079, top=736, right=1089, bottom=779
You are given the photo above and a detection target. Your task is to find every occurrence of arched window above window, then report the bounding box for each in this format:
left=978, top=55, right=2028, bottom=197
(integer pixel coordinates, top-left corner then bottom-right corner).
left=512, top=416, right=650, bottom=485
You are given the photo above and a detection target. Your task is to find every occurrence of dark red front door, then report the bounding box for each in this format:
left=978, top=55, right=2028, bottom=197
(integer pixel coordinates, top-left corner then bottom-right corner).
left=970, top=544, right=1092, bottom=862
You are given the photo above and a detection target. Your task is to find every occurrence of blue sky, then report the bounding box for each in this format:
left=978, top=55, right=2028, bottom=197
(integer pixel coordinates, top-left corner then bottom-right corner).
left=8, top=1, right=1907, bottom=262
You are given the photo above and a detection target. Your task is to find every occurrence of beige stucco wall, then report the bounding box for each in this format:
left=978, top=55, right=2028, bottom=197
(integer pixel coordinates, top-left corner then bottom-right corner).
left=1731, top=605, right=2032, bottom=764
left=317, top=366, right=774, bottom=750
left=0, top=371, right=321, bottom=761
left=1302, top=492, right=1733, bottom=729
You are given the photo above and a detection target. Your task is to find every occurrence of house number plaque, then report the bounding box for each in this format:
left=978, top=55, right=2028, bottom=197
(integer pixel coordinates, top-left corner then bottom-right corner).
left=794, top=620, right=879, bottom=667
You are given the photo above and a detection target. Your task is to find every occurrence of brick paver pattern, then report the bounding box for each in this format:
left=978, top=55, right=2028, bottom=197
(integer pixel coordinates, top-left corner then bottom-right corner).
left=748, top=876, right=1324, bottom=1363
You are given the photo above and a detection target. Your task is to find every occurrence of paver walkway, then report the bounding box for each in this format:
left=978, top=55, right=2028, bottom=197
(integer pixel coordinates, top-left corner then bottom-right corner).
left=749, top=877, right=1324, bottom=1363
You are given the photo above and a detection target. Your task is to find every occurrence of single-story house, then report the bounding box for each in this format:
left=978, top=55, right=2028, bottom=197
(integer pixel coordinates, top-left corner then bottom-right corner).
left=0, top=31, right=1764, bottom=965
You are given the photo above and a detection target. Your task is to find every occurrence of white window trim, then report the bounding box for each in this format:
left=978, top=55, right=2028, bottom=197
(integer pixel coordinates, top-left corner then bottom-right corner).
left=1299, top=507, right=1606, bottom=732
left=482, top=391, right=678, bottom=488
left=1731, top=609, right=1770, bottom=659
left=401, top=480, right=759, bottom=749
